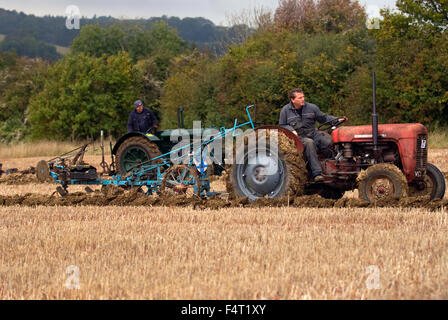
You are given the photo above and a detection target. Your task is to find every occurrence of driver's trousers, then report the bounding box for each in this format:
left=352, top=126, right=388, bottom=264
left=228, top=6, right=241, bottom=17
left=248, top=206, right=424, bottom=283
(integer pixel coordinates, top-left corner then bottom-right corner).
left=298, top=130, right=333, bottom=176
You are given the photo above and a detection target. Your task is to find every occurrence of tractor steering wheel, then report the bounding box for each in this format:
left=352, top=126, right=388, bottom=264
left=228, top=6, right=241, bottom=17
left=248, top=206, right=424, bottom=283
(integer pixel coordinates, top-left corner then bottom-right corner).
left=145, top=125, right=156, bottom=134
left=318, top=117, right=347, bottom=131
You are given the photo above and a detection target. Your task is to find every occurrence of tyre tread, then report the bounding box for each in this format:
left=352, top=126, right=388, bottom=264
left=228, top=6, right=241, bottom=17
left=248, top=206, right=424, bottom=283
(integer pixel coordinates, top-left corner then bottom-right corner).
left=226, top=130, right=307, bottom=200
left=116, top=136, right=162, bottom=175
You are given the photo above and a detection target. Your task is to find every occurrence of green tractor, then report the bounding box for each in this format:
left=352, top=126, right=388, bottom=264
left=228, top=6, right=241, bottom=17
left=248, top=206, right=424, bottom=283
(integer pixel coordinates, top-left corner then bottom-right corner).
left=112, top=108, right=220, bottom=176
left=112, top=130, right=171, bottom=175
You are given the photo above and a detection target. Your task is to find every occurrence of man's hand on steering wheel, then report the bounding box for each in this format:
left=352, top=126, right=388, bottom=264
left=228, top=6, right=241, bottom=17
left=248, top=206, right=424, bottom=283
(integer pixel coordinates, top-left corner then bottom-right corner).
left=318, top=117, right=348, bottom=131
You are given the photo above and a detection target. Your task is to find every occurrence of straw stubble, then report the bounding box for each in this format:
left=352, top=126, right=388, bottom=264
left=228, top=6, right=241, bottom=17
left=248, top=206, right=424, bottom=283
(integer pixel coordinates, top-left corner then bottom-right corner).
left=1, top=205, right=447, bottom=299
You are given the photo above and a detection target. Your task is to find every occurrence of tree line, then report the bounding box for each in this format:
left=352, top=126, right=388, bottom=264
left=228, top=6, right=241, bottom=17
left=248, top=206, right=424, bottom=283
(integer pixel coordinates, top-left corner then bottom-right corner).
left=0, top=0, right=447, bottom=143
left=0, top=8, right=249, bottom=60
left=161, top=0, right=448, bottom=129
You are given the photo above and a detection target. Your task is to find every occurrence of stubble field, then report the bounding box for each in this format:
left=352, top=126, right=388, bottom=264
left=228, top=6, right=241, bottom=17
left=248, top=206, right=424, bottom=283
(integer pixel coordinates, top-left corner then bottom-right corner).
left=0, top=150, right=447, bottom=299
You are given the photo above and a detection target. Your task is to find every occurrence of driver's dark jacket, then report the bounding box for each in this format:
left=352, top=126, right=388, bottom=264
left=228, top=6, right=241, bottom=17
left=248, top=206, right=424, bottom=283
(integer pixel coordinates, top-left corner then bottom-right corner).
left=127, top=108, right=158, bottom=133
left=279, top=102, right=337, bottom=138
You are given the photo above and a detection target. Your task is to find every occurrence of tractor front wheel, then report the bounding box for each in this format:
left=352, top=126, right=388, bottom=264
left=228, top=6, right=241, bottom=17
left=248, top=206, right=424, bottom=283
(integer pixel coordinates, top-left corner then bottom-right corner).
left=357, top=163, right=408, bottom=203
left=408, top=163, right=445, bottom=199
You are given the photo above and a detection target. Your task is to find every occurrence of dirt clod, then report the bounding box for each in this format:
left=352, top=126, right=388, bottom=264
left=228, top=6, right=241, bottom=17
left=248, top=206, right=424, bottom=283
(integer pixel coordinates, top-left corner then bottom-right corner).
left=1, top=190, right=446, bottom=211
left=0, top=173, right=41, bottom=185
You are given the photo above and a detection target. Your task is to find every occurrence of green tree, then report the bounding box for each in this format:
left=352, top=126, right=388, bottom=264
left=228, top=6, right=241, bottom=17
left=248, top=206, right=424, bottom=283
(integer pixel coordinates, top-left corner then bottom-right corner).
left=28, top=52, right=139, bottom=140
left=161, top=27, right=368, bottom=128
left=71, top=23, right=147, bottom=61
left=0, top=52, right=48, bottom=142
left=132, top=21, right=191, bottom=123
left=71, top=21, right=188, bottom=63
left=161, top=50, right=221, bottom=128
left=361, top=5, right=448, bottom=127
left=0, top=35, right=61, bottom=61
left=396, top=0, right=448, bottom=27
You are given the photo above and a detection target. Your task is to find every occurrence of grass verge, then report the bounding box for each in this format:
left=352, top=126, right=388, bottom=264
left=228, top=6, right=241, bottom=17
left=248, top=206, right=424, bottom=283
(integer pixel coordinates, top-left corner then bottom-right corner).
left=0, top=139, right=115, bottom=158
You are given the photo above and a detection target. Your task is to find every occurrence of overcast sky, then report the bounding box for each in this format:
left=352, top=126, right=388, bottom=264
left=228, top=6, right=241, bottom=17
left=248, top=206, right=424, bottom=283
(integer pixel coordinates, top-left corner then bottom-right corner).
left=0, top=0, right=398, bottom=26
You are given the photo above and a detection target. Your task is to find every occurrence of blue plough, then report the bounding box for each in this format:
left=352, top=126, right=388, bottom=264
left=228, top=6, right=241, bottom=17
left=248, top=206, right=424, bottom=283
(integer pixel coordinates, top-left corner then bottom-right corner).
left=41, top=105, right=255, bottom=198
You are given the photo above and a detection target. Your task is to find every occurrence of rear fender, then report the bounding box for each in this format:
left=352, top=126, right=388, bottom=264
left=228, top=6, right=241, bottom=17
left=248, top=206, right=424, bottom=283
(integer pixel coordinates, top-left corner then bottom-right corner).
left=112, top=132, right=161, bottom=155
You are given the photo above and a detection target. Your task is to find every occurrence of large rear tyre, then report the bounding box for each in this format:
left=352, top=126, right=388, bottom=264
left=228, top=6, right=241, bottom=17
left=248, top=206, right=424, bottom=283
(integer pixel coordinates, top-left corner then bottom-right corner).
left=357, top=163, right=408, bottom=203
left=226, top=130, right=307, bottom=201
left=116, top=136, right=162, bottom=176
left=408, top=163, right=445, bottom=199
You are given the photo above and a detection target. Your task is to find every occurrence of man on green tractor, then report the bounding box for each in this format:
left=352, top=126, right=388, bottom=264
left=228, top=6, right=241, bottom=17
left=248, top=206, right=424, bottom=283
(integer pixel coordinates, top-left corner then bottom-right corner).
left=127, top=100, right=159, bottom=133
left=279, top=88, right=346, bottom=182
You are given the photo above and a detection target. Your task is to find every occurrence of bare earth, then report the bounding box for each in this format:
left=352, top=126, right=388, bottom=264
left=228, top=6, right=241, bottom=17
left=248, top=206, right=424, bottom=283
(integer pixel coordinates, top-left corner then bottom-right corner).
left=0, top=150, right=447, bottom=299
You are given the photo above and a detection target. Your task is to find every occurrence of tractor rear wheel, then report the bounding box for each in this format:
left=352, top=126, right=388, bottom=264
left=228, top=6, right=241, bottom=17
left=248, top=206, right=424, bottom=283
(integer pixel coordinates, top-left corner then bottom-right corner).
left=116, top=136, right=162, bottom=176
left=226, top=130, right=307, bottom=201
left=408, top=163, right=445, bottom=199
left=357, top=163, right=408, bottom=203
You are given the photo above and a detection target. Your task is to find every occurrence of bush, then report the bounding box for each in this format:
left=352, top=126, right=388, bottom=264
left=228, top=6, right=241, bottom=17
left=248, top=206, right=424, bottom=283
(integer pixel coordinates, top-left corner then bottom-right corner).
left=28, top=52, right=139, bottom=140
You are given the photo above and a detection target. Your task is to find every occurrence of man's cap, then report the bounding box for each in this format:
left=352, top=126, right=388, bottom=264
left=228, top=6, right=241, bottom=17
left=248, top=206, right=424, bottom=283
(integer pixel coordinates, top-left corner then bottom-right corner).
left=134, top=100, right=143, bottom=108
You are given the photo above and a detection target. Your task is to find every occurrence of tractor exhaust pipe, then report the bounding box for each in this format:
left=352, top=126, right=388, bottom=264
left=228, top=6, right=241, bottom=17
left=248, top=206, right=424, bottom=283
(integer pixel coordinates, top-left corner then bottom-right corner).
left=372, top=72, right=379, bottom=161
left=177, top=107, right=184, bottom=129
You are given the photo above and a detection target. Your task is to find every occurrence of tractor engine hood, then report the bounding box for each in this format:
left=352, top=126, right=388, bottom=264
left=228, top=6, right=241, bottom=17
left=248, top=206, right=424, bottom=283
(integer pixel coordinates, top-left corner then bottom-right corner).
left=332, top=123, right=428, bottom=183
left=332, top=123, right=427, bottom=143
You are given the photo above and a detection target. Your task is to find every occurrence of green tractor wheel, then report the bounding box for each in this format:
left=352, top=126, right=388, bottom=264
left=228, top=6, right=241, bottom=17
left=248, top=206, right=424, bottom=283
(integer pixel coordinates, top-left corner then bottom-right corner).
left=116, top=136, right=162, bottom=176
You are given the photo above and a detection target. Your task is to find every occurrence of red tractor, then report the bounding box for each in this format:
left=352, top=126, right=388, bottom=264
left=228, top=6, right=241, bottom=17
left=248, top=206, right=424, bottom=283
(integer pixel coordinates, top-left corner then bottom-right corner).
left=226, top=74, right=446, bottom=203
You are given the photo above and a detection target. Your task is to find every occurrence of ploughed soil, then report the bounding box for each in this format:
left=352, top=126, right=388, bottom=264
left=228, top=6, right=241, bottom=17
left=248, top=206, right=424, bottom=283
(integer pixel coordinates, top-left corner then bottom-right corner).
left=0, top=173, right=41, bottom=185
left=1, top=169, right=447, bottom=210
left=0, top=184, right=447, bottom=211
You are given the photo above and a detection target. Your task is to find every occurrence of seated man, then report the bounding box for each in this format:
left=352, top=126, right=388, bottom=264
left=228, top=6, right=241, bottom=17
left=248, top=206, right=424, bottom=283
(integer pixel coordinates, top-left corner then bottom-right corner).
left=127, top=100, right=159, bottom=133
left=279, top=88, right=345, bottom=182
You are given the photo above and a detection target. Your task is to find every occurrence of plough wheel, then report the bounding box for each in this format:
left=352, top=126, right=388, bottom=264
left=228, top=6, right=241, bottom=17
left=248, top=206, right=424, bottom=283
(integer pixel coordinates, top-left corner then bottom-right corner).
left=161, top=165, right=200, bottom=197
left=36, top=160, right=51, bottom=182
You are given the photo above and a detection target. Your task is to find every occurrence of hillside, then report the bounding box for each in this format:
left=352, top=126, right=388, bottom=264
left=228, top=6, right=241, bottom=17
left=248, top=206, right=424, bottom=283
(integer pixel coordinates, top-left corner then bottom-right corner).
left=0, top=8, right=242, bottom=59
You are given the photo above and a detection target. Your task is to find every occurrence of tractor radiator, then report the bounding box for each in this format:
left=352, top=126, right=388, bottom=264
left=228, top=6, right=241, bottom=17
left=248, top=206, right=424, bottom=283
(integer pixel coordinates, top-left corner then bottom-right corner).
left=416, top=134, right=428, bottom=171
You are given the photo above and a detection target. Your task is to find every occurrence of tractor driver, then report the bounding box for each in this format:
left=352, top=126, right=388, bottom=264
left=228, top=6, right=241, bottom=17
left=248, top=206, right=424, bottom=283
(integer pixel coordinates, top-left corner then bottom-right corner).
left=127, top=100, right=159, bottom=133
left=279, top=88, right=346, bottom=182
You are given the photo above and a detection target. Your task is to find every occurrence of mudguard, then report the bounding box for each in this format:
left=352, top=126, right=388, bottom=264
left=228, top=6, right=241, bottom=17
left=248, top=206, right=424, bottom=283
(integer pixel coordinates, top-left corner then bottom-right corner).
left=112, top=132, right=161, bottom=155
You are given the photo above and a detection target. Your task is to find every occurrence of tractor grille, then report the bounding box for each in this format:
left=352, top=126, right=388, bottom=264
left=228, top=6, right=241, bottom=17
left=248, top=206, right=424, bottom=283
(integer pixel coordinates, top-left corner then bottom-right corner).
left=416, top=134, right=428, bottom=170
